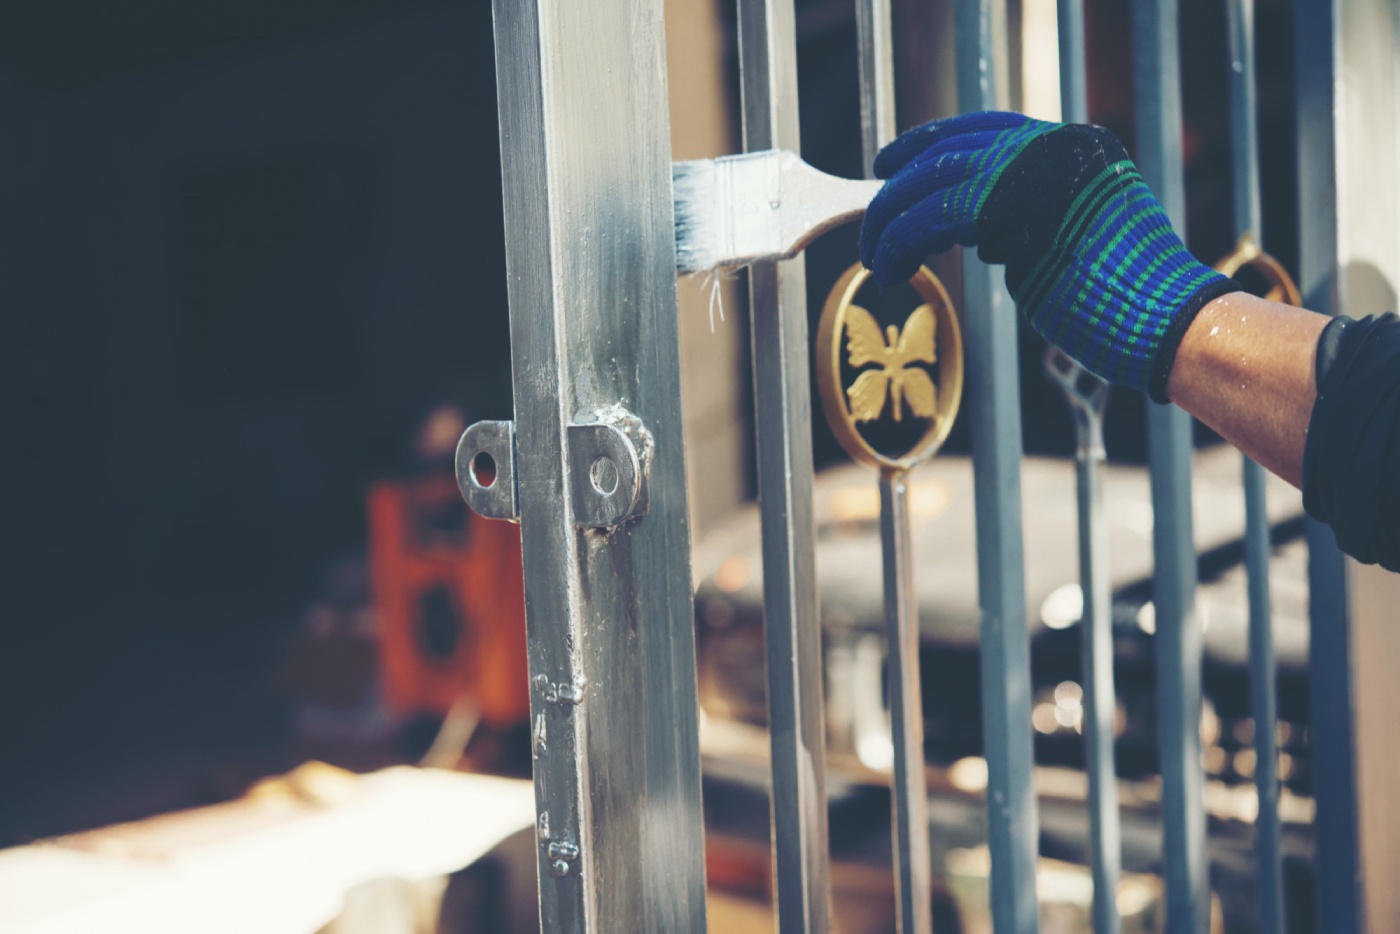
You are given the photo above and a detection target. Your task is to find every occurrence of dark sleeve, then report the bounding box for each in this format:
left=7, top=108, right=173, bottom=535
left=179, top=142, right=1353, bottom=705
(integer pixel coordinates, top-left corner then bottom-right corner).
left=1302, top=313, right=1400, bottom=572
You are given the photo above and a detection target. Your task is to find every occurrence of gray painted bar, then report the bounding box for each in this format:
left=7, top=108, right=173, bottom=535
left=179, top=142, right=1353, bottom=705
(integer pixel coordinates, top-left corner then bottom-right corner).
left=857, top=3, right=933, bottom=931
left=879, top=471, right=934, bottom=934
left=736, top=0, right=832, bottom=930
left=1292, top=0, right=1362, bottom=929
left=856, top=0, right=896, bottom=178
left=954, top=2, right=1041, bottom=931
left=1054, top=5, right=1123, bottom=932
left=1130, top=0, right=1209, bottom=929
left=1223, top=0, right=1284, bottom=929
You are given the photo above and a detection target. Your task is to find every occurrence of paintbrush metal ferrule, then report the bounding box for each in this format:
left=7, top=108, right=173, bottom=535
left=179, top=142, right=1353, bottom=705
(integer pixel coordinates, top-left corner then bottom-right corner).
left=673, top=150, right=883, bottom=275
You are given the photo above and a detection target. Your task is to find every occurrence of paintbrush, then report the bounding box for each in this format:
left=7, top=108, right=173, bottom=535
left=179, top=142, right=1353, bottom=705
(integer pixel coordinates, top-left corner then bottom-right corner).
left=673, top=150, right=883, bottom=275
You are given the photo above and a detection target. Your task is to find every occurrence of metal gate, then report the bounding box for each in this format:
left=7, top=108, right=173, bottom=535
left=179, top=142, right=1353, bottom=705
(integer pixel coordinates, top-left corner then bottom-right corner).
left=458, top=0, right=1366, bottom=931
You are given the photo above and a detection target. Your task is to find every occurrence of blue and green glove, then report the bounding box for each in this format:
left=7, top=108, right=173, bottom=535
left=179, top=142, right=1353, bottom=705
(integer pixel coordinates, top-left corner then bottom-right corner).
left=858, top=111, right=1242, bottom=402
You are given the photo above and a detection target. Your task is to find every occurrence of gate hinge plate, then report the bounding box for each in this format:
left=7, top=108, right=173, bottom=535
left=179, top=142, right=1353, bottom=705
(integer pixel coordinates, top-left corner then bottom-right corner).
left=455, top=408, right=652, bottom=529
left=566, top=408, right=650, bottom=528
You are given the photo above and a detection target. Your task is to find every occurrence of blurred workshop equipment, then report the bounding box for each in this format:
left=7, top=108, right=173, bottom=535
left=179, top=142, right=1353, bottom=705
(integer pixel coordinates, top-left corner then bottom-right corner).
left=367, top=474, right=529, bottom=732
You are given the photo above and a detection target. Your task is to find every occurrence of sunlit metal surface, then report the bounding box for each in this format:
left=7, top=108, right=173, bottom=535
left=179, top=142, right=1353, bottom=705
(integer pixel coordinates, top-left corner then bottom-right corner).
left=489, top=0, right=706, bottom=929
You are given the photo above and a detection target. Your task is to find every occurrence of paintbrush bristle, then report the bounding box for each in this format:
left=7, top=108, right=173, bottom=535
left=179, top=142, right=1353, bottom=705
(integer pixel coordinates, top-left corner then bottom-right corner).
left=672, top=150, right=882, bottom=276
left=672, top=158, right=718, bottom=276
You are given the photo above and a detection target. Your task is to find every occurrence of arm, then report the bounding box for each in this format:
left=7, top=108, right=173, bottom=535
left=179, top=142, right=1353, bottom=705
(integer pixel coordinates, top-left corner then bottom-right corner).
left=1165, top=291, right=1328, bottom=488
left=860, top=112, right=1400, bottom=572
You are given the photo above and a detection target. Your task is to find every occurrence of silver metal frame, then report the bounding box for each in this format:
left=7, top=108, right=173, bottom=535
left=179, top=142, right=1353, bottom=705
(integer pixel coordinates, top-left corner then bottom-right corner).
left=489, top=1, right=707, bottom=930
left=475, top=1, right=1370, bottom=930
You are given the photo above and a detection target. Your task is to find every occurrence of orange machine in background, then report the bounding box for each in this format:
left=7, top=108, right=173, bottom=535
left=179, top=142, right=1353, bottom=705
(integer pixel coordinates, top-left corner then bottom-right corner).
left=367, top=475, right=529, bottom=727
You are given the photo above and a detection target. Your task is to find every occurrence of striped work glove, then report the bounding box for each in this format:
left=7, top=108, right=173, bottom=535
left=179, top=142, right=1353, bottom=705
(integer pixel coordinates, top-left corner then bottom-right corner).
left=858, top=111, right=1241, bottom=402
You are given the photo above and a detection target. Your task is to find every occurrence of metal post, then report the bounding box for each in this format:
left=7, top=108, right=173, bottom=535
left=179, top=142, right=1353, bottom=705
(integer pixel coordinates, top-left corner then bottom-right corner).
left=1052, top=7, right=1122, bottom=932
left=856, top=0, right=897, bottom=178
left=489, top=1, right=707, bottom=930
left=955, top=2, right=1041, bottom=931
left=1071, top=391, right=1123, bottom=934
left=1293, top=0, right=1362, bottom=929
left=879, top=471, right=934, bottom=934
left=1055, top=0, right=1088, bottom=125
left=735, top=1, right=831, bottom=931
left=1046, top=350, right=1123, bottom=934
left=1223, top=2, right=1283, bottom=929
left=1130, top=1, right=1208, bottom=930
left=856, top=6, right=933, bottom=932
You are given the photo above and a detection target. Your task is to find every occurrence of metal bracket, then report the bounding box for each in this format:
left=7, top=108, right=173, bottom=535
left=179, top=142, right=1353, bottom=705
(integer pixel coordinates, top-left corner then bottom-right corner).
left=455, top=420, right=520, bottom=521
left=567, top=418, right=649, bottom=528
left=455, top=414, right=650, bottom=529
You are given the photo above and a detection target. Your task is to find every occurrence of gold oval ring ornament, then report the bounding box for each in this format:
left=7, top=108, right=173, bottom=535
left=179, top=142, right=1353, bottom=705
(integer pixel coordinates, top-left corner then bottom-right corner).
left=816, top=262, right=963, bottom=472
left=1214, top=234, right=1301, bottom=306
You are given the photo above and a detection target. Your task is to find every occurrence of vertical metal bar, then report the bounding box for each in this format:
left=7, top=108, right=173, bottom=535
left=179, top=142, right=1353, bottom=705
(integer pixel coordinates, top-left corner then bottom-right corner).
left=1305, top=522, right=1361, bottom=928
left=1293, top=2, right=1362, bottom=929
left=1056, top=0, right=1088, bottom=125
left=1072, top=407, right=1123, bottom=934
left=955, top=3, right=1041, bottom=931
left=1241, top=459, right=1283, bottom=930
left=879, top=472, right=934, bottom=934
left=1225, top=0, right=1262, bottom=244
left=1223, top=3, right=1283, bottom=930
left=736, top=2, right=831, bottom=931
left=856, top=0, right=897, bottom=178
left=856, top=6, right=932, bottom=931
left=858, top=5, right=932, bottom=930
left=489, top=1, right=707, bottom=931
left=1054, top=9, right=1122, bottom=933
left=1130, top=2, right=1208, bottom=931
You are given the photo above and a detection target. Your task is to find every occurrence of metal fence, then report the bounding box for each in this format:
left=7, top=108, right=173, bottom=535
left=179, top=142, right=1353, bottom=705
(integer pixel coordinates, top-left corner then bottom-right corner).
left=461, top=0, right=1363, bottom=931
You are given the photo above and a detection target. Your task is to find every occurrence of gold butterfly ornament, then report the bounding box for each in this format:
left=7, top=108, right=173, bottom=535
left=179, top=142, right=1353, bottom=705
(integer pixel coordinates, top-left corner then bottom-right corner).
left=843, top=303, right=938, bottom=422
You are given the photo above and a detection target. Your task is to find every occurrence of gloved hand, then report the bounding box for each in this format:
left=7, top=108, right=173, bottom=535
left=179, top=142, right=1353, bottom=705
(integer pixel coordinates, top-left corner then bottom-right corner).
left=859, top=111, right=1242, bottom=401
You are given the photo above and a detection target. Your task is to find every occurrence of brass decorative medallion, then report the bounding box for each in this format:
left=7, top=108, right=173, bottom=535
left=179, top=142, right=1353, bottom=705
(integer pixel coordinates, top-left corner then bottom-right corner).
left=816, top=262, right=963, bottom=472
left=1214, top=234, right=1301, bottom=306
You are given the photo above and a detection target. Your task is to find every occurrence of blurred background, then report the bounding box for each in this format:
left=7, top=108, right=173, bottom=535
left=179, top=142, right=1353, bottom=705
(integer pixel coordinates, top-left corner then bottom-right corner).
left=0, top=0, right=1385, bottom=932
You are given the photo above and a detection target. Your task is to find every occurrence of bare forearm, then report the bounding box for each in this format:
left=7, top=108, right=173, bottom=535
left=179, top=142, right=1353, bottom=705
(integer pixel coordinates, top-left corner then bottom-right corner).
left=1165, top=291, right=1328, bottom=488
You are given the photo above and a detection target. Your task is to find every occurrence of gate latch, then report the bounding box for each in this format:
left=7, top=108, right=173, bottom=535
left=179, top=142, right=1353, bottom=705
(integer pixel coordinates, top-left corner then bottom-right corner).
left=455, top=407, right=651, bottom=529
